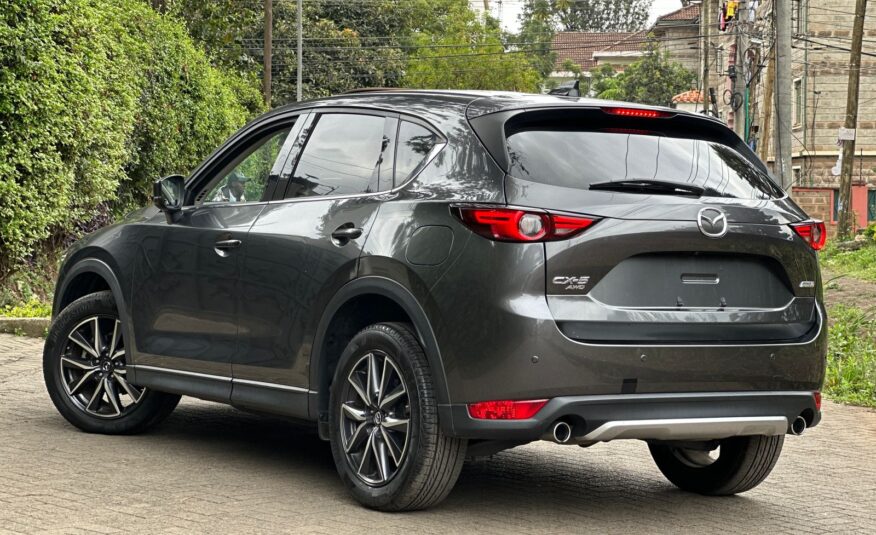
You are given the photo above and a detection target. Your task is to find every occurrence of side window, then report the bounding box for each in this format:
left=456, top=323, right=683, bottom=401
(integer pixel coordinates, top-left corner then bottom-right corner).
left=287, top=113, right=390, bottom=198
left=201, top=127, right=292, bottom=204
left=395, top=121, right=439, bottom=185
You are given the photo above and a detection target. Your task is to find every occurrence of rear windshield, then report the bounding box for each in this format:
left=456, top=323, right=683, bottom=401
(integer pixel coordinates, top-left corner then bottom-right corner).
left=506, top=126, right=784, bottom=200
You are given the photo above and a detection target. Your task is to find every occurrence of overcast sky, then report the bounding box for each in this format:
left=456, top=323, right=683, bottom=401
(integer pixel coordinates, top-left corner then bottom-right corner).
left=494, top=0, right=684, bottom=32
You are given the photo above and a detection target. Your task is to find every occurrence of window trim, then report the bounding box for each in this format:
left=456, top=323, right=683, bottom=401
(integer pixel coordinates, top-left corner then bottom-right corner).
left=792, top=77, right=804, bottom=129
left=270, top=107, right=446, bottom=205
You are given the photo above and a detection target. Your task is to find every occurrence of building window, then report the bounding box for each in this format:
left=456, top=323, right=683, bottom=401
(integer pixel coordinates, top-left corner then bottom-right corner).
left=793, top=78, right=803, bottom=127
left=833, top=189, right=841, bottom=222
left=792, top=166, right=802, bottom=186
left=869, top=189, right=876, bottom=221
left=793, top=0, right=804, bottom=35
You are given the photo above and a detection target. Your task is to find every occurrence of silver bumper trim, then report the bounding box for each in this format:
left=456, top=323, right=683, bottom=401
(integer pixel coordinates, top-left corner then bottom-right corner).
left=581, top=416, right=789, bottom=442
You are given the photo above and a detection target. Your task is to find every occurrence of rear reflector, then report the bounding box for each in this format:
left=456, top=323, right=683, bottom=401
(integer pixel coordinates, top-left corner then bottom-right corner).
left=454, top=206, right=598, bottom=242
left=814, top=391, right=822, bottom=411
left=468, top=399, right=548, bottom=420
left=602, top=107, right=673, bottom=119
left=790, top=220, right=827, bottom=251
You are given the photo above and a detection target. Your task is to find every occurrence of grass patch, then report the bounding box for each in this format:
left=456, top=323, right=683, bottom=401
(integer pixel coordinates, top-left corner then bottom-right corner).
left=821, top=242, right=876, bottom=282
left=826, top=305, right=876, bottom=407
left=0, top=299, right=51, bottom=318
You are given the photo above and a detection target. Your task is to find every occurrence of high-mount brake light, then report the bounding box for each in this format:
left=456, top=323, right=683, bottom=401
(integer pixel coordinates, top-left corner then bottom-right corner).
left=790, top=220, right=827, bottom=251
left=455, top=207, right=598, bottom=242
left=602, top=107, right=673, bottom=119
left=468, top=399, right=549, bottom=420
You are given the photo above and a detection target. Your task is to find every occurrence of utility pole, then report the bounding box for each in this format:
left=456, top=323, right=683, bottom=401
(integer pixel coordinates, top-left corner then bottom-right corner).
left=760, top=47, right=775, bottom=163
left=775, top=0, right=793, bottom=189
left=297, top=0, right=303, bottom=102
left=701, top=0, right=711, bottom=115
left=263, top=0, right=272, bottom=106
left=838, top=0, right=868, bottom=240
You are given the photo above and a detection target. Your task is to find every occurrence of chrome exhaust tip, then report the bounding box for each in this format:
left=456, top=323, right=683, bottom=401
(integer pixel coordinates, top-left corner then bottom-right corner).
left=791, top=416, right=807, bottom=436
left=552, top=421, right=572, bottom=443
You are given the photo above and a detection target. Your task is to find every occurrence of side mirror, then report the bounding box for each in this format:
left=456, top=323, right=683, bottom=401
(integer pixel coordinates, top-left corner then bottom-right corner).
left=153, top=175, right=186, bottom=224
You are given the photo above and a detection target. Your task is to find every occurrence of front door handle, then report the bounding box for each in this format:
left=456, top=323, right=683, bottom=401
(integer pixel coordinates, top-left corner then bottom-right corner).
left=214, top=239, right=242, bottom=249
left=331, top=226, right=363, bottom=241
left=214, top=238, right=242, bottom=257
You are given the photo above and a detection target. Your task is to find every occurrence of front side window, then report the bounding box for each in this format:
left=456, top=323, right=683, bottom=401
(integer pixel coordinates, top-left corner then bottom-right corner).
left=288, top=113, right=390, bottom=198
left=202, top=127, right=292, bottom=204
left=395, top=121, right=439, bottom=184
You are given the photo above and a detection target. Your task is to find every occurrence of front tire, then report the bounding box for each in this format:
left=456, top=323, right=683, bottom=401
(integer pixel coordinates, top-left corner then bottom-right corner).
left=649, top=434, right=785, bottom=495
left=43, top=291, right=180, bottom=434
left=329, top=322, right=466, bottom=511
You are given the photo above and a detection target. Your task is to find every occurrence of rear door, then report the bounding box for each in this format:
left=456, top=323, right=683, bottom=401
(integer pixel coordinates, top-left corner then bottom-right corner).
left=231, top=109, right=399, bottom=415
left=496, top=108, right=819, bottom=344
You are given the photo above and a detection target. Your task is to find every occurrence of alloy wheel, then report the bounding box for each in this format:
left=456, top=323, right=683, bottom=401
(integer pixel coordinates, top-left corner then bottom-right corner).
left=340, top=351, right=411, bottom=486
left=59, top=315, right=145, bottom=418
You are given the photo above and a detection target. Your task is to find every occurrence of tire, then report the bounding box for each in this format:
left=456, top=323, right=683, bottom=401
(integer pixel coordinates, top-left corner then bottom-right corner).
left=329, top=322, right=467, bottom=511
left=649, top=434, right=785, bottom=495
left=43, top=291, right=180, bottom=434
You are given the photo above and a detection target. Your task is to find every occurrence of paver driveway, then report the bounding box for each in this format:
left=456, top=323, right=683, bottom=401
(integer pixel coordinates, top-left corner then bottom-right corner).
left=1, top=333, right=874, bottom=534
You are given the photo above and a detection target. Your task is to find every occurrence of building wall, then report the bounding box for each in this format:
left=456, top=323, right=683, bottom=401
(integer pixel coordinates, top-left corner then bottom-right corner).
left=651, top=22, right=702, bottom=78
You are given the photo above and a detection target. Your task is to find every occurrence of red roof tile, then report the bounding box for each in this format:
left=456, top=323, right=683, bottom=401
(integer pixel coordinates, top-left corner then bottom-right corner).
left=552, top=32, right=635, bottom=71
left=672, top=89, right=704, bottom=103
left=656, top=4, right=701, bottom=23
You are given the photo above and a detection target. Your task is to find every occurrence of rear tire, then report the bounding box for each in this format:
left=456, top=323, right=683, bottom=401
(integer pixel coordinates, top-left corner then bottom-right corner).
left=43, top=291, right=180, bottom=434
left=329, top=322, right=467, bottom=511
left=649, top=434, right=785, bottom=495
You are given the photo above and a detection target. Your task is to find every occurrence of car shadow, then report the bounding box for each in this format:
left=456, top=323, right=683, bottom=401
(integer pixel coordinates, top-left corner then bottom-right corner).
left=119, top=400, right=791, bottom=524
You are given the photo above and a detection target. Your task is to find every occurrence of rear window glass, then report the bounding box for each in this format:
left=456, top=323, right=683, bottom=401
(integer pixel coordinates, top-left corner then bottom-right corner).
left=506, top=129, right=784, bottom=200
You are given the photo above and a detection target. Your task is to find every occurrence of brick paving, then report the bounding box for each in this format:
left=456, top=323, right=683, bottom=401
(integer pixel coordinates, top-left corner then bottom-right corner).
left=1, top=333, right=874, bottom=534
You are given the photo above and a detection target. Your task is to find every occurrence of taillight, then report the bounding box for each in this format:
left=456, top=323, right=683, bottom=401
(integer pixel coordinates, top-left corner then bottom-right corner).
left=468, top=399, right=548, bottom=420
left=454, top=206, right=598, bottom=242
left=602, top=107, right=673, bottom=119
left=790, top=220, right=826, bottom=251
left=814, top=391, right=822, bottom=411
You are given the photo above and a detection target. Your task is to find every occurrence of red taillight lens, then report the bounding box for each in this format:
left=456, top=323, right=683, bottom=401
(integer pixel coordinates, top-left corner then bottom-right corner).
left=455, top=206, right=598, bottom=242
left=468, top=399, right=548, bottom=420
left=602, top=107, right=673, bottom=119
left=814, top=391, right=822, bottom=411
left=790, top=220, right=827, bottom=251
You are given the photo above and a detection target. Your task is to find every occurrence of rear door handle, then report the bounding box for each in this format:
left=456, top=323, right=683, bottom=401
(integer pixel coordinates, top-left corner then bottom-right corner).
left=331, top=227, right=363, bottom=240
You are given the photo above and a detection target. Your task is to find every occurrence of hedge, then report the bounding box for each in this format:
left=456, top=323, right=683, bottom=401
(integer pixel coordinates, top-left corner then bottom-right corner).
left=0, top=0, right=262, bottom=273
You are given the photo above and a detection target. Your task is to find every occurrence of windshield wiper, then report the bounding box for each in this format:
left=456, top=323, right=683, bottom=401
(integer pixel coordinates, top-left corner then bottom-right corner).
left=589, top=180, right=704, bottom=197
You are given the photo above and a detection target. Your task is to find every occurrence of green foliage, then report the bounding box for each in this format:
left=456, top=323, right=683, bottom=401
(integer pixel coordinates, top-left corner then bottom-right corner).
left=550, top=0, right=653, bottom=32
left=0, top=0, right=262, bottom=276
left=864, top=223, right=876, bottom=241
left=404, top=4, right=541, bottom=92
left=555, top=40, right=692, bottom=106
left=518, top=0, right=556, bottom=79
left=821, top=242, right=876, bottom=282
left=826, top=305, right=876, bottom=407
left=1, top=299, right=51, bottom=318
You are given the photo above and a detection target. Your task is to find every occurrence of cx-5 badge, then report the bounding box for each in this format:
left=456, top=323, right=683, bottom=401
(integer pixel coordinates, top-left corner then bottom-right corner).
left=697, top=207, right=729, bottom=238
left=553, top=275, right=591, bottom=290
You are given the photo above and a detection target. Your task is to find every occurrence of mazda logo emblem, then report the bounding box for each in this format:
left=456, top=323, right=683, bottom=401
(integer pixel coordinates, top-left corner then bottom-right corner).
left=697, top=207, right=728, bottom=238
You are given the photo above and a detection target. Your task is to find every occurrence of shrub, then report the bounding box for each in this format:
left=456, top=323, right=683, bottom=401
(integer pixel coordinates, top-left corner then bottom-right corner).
left=0, top=0, right=262, bottom=276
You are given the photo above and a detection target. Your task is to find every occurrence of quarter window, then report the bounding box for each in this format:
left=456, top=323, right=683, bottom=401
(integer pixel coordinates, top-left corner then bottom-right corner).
left=395, top=121, right=439, bottom=184
left=288, top=113, right=390, bottom=198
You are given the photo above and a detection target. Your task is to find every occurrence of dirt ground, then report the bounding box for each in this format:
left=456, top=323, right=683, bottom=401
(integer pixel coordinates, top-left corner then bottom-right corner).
left=823, top=269, right=876, bottom=311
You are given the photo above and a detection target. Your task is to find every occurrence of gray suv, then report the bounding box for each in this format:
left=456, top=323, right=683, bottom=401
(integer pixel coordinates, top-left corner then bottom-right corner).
left=44, top=90, right=826, bottom=511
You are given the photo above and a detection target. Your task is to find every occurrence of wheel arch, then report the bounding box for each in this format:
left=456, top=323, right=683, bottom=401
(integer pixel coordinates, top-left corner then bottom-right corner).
left=309, top=276, right=452, bottom=437
left=53, top=257, right=136, bottom=366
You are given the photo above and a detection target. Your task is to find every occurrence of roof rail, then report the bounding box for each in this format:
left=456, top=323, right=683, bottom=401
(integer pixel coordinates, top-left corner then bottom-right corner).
left=341, top=87, right=410, bottom=95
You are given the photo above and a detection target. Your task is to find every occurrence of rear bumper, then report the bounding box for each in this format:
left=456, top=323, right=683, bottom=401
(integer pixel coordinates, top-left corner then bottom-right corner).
left=443, top=391, right=821, bottom=442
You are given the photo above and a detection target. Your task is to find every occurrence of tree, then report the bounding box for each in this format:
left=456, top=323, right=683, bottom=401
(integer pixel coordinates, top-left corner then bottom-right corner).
left=551, top=0, right=653, bottom=32
left=404, top=5, right=541, bottom=92
left=613, top=39, right=695, bottom=106
left=518, top=0, right=556, bottom=79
